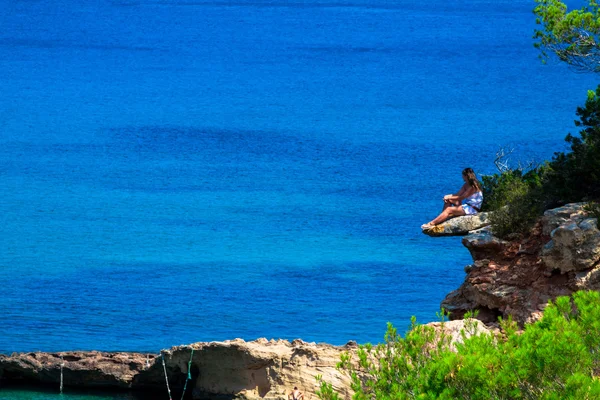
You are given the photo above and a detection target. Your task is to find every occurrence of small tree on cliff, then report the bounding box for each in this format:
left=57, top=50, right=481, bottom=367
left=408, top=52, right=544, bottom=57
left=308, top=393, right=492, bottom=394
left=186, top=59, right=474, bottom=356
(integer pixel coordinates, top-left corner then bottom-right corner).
left=534, top=0, right=600, bottom=73
left=532, top=1, right=600, bottom=204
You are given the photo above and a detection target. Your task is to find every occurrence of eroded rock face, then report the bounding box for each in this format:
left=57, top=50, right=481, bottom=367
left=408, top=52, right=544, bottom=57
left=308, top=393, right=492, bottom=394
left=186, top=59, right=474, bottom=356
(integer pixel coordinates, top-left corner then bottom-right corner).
left=0, top=351, right=156, bottom=389
left=541, top=202, right=587, bottom=236
left=0, top=340, right=357, bottom=400
left=541, top=217, right=600, bottom=273
left=442, top=203, right=600, bottom=325
left=461, top=227, right=510, bottom=261
left=0, top=330, right=495, bottom=400
left=163, top=339, right=356, bottom=400
left=422, top=212, right=491, bottom=237
left=425, top=319, right=492, bottom=352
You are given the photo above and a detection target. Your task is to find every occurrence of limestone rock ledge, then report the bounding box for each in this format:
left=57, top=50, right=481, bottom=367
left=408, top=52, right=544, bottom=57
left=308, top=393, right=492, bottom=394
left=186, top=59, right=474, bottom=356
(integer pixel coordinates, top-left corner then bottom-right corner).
left=0, top=351, right=154, bottom=389
left=0, top=326, right=492, bottom=399
left=0, top=340, right=357, bottom=400
left=441, top=203, right=600, bottom=325
left=165, top=339, right=356, bottom=400
left=422, top=212, right=491, bottom=236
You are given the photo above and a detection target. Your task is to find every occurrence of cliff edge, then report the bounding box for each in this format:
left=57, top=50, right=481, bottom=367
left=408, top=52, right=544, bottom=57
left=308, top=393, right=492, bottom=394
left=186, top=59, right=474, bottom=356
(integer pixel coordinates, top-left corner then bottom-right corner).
left=441, top=202, right=600, bottom=325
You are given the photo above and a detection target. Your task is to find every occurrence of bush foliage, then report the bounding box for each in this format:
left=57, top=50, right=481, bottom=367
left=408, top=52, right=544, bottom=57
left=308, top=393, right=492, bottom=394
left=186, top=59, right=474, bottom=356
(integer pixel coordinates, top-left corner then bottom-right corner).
left=317, top=291, right=600, bottom=400
left=584, top=201, right=600, bottom=220
left=481, top=85, right=600, bottom=238
left=481, top=169, right=544, bottom=238
left=545, top=87, right=600, bottom=202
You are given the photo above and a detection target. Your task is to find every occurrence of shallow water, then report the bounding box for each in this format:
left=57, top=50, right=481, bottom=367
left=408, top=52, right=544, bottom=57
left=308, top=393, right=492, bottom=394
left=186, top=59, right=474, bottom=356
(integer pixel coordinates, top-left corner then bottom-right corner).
left=0, top=386, right=147, bottom=400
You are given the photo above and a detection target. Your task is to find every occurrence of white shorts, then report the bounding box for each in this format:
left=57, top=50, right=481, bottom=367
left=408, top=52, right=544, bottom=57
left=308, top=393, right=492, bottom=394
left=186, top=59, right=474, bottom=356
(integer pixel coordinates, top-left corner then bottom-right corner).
left=462, top=204, right=478, bottom=215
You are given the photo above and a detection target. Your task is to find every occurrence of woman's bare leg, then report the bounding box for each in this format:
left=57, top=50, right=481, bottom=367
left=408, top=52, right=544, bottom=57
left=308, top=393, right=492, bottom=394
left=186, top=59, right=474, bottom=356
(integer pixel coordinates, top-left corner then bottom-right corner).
left=442, top=201, right=451, bottom=211
left=428, top=205, right=466, bottom=226
left=442, top=200, right=460, bottom=212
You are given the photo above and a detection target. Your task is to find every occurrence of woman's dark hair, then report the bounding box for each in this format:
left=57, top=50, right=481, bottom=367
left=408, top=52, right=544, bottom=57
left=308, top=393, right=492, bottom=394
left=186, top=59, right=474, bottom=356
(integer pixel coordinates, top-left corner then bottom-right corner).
left=462, top=168, right=482, bottom=191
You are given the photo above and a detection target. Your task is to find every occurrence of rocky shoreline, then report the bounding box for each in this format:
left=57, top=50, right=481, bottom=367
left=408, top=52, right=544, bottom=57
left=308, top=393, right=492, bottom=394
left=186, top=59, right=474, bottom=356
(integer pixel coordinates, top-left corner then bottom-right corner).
left=2, top=203, right=598, bottom=399
left=0, top=339, right=356, bottom=400
left=0, top=321, right=490, bottom=400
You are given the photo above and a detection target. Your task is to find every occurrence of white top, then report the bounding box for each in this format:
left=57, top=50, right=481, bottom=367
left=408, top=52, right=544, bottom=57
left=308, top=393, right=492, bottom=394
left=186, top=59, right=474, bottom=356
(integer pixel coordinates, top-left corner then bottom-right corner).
left=462, top=191, right=483, bottom=210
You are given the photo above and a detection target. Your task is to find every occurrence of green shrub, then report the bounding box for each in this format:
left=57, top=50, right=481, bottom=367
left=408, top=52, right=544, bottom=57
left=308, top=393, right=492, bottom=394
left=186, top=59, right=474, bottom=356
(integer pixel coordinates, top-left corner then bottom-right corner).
left=583, top=201, right=600, bottom=220
left=544, top=86, right=600, bottom=203
left=317, top=291, right=600, bottom=400
left=481, top=169, right=544, bottom=239
left=480, top=86, right=600, bottom=238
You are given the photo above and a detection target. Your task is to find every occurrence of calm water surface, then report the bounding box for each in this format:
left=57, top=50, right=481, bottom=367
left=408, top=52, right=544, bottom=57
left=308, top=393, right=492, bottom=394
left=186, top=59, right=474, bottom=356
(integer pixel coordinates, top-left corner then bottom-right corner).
left=0, top=0, right=597, bottom=397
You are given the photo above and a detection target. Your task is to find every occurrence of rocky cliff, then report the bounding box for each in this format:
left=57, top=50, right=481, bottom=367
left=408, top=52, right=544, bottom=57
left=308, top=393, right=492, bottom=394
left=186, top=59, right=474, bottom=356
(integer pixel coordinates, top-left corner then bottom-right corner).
left=441, top=203, right=600, bottom=325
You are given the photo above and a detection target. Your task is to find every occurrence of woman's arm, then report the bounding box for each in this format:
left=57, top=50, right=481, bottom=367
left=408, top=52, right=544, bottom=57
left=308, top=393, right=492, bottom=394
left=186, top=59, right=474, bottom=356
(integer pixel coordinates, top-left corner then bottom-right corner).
left=444, top=183, right=466, bottom=201
left=444, top=184, right=476, bottom=203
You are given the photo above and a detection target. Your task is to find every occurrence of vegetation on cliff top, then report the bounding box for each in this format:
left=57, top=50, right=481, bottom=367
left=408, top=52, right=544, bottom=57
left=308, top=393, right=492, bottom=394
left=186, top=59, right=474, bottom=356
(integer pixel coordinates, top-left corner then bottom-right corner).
left=479, top=1, right=600, bottom=238
left=534, top=0, right=600, bottom=73
left=482, top=83, right=600, bottom=238
left=317, top=291, right=600, bottom=400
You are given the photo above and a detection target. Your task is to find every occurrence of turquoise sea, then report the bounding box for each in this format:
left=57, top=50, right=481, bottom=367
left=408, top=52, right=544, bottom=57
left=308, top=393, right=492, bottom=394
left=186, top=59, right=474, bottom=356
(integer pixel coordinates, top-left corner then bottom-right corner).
left=0, top=0, right=597, bottom=398
left=0, top=387, right=143, bottom=400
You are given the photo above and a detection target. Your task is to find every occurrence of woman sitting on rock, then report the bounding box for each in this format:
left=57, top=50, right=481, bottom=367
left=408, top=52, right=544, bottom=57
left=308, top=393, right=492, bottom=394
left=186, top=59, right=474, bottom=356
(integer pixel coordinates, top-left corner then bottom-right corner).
left=421, top=167, right=483, bottom=230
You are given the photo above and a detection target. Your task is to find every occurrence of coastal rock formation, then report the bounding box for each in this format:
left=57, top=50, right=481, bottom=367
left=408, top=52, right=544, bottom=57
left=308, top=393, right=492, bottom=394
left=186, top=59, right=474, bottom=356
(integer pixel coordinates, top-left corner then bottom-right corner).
left=540, top=202, right=587, bottom=236
left=0, top=351, right=155, bottom=389
left=0, top=329, right=493, bottom=399
left=0, top=340, right=357, bottom=399
left=426, top=319, right=492, bottom=351
left=165, top=339, right=355, bottom=400
left=422, top=212, right=491, bottom=237
left=541, top=214, right=600, bottom=274
left=441, top=203, right=600, bottom=325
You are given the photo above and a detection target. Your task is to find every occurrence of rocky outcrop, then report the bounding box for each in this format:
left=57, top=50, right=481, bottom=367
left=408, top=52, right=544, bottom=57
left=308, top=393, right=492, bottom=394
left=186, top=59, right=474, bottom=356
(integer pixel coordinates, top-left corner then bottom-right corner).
left=541, top=211, right=600, bottom=273
left=0, top=340, right=357, bottom=400
left=540, top=202, right=587, bottom=236
left=422, top=212, right=492, bottom=236
left=426, top=319, right=492, bottom=351
left=0, top=351, right=158, bottom=389
left=442, top=203, right=600, bottom=325
left=0, top=329, right=495, bottom=399
left=166, top=339, right=356, bottom=400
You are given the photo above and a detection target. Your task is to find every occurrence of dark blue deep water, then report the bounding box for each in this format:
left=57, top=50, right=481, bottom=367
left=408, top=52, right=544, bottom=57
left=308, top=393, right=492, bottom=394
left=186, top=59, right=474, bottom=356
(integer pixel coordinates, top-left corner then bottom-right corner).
left=0, top=0, right=597, bottom=397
